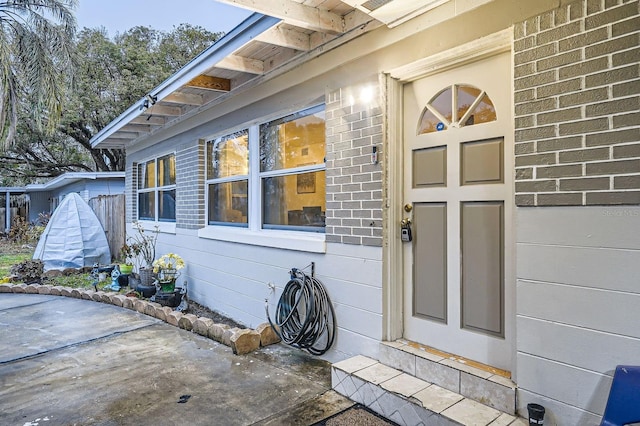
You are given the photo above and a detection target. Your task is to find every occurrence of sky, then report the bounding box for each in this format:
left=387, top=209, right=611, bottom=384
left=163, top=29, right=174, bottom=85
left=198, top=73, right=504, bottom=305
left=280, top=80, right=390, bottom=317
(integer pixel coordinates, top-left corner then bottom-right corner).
left=75, top=0, right=253, bottom=37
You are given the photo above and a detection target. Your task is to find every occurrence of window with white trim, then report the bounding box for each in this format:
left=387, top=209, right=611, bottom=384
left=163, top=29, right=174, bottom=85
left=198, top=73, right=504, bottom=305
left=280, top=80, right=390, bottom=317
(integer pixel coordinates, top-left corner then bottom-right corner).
left=205, top=105, right=325, bottom=232
left=137, top=153, right=176, bottom=222
left=206, top=130, right=249, bottom=226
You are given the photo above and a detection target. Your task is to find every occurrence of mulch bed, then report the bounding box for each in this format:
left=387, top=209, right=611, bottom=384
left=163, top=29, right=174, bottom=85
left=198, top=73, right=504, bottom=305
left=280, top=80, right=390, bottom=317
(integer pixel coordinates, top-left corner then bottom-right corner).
left=184, top=299, right=246, bottom=329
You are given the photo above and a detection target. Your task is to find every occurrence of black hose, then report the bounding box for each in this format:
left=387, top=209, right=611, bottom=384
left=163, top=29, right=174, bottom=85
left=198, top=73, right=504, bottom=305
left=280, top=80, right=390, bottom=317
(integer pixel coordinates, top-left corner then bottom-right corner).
left=266, top=268, right=336, bottom=355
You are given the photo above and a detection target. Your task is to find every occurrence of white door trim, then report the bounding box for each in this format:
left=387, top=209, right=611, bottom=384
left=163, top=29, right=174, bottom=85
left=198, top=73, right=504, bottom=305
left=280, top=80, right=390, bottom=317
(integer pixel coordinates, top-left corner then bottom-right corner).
left=382, top=27, right=513, bottom=343
left=388, top=28, right=513, bottom=83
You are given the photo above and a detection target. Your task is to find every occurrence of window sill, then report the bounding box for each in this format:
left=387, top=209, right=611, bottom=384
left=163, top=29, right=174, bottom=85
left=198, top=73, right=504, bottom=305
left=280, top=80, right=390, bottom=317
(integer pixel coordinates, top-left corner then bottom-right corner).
left=198, top=226, right=326, bottom=253
left=136, top=220, right=176, bottom=235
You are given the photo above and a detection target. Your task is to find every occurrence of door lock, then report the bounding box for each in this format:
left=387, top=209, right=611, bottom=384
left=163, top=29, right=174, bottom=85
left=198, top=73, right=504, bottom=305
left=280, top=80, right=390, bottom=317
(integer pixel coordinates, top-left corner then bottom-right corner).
left=404, top=204, right=413, bottom=212
left=400, top=218, right=412, bottom=242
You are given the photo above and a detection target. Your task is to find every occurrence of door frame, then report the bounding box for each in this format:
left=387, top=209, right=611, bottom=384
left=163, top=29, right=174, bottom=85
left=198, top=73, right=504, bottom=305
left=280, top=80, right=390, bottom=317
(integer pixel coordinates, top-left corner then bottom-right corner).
left=382, top=28, right=514, bottom=356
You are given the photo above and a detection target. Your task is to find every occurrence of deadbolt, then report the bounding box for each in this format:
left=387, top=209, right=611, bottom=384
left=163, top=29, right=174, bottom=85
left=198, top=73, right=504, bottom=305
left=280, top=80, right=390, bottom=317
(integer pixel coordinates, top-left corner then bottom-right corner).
left=404, top=203, right=413, bottom=212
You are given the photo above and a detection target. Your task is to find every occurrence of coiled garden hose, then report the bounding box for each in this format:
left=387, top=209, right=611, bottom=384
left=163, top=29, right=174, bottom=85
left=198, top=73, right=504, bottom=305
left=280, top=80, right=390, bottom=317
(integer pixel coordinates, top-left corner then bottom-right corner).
left=266, top=268, right=336, bottom=355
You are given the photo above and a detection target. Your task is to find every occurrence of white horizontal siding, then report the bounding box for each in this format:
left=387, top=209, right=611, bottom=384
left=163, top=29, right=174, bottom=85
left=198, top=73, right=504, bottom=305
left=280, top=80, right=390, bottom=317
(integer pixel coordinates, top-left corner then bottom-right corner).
left=517, top=353, right=612, bottom=415
left=517, top=244, right=640, bottom=294
left=517, top=389, right=602, bottom=426
left=516, top=206, right=640, bottom=424
left=517, top=206, right=640, bottom=250
left=155, top=232, right=383, bottom=361
left=518, top=280, right=640, bottom=339
left=517, top=317, right=640, bottom=375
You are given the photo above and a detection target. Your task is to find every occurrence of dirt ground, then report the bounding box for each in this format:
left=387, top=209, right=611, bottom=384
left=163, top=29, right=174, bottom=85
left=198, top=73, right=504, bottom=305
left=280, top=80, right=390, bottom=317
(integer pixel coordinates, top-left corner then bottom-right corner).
left=184, top=299, right=247, bottom=329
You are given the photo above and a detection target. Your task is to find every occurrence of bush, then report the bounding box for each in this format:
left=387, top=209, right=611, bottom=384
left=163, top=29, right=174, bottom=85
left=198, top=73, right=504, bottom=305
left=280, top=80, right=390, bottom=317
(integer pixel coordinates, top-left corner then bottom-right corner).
left=10, top=259, right=44, bottom=284
left=8, top=217, right=45, bottom=244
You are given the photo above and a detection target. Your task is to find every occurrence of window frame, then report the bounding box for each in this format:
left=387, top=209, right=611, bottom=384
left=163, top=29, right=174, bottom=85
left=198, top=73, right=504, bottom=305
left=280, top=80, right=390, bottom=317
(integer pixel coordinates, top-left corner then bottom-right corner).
left=204, top=130, right=250, bottom=227
left=136, top=152, right=177, bottom=228
left=200, top=105, right=326, bottom=253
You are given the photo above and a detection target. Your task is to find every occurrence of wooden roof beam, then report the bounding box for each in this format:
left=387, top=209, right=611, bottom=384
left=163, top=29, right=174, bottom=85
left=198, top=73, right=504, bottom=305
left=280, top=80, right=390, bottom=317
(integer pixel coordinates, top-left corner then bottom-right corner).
left=185, top=75, right=231, bottom=92
left=255, top=26, right=311, bottom=51
left=121, top=124, right=152, bottom=133
left=131, top=115, right=167, bottom=126
left=145, top=104, right=182, bottom=117
left=111, top=131, right=141, bottom=139
left=216, top=55, right=264, bottom=74
left=161, top=92, right=205, bottom=106
left=214, top=0, right=344, bottom=34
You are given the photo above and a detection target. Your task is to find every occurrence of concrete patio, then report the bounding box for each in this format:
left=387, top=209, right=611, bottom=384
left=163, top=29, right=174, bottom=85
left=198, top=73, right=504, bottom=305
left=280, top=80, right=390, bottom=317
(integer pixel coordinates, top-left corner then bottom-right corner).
left=0, top=293, right=362, bottom=425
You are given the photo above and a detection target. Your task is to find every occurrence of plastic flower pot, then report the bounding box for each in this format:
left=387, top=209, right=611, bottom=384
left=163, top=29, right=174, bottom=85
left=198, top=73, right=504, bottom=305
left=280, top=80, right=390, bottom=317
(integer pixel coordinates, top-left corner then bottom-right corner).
left=527, top=403, right=545, bottom=426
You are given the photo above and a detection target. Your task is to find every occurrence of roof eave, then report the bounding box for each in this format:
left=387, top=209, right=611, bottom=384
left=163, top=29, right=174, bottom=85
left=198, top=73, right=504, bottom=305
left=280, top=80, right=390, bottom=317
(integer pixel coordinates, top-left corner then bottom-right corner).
left=25, top=172, right=126, bottom=191
left=90, top=13, right=281, bottom=149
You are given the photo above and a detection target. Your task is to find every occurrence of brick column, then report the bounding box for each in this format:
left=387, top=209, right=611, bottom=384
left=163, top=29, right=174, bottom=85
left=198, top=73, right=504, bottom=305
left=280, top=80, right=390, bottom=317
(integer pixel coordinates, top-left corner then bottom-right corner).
left=176, top=140, right=206, bottom=229
left=125, top=162, right=137, bottom=223
left=325, top=85, right=384, bottom=246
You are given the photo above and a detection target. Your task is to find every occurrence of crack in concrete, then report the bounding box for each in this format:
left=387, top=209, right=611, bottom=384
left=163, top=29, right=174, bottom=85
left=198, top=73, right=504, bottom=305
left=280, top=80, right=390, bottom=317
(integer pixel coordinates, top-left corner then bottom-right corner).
left=0, top=322, right=158, bottom=365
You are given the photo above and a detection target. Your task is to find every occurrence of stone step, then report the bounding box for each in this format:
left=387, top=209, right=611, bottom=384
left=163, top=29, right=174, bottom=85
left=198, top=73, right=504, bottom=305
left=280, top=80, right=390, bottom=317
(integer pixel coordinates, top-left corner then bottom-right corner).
left=379, top=341, right=517, bottom=415
left=332, top=354, right=525, bottom=426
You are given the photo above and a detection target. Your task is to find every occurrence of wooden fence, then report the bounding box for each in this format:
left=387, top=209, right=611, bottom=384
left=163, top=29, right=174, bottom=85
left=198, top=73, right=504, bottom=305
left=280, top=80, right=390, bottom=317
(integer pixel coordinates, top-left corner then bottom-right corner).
left=89, top=194, right=125, bottom=261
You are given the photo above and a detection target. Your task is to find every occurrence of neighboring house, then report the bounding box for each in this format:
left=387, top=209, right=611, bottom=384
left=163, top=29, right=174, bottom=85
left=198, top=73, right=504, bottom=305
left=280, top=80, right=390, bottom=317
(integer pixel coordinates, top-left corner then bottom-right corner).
left=90, top=1, right=639, bottom=424
left=1, top=172, right=125, bottom=231
left=0, top=188, right=28, bottom=233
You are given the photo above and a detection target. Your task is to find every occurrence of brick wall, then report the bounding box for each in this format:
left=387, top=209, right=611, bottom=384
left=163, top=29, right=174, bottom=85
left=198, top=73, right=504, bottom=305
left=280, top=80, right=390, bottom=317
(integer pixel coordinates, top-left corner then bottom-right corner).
left=325, top=86, right=384, bottom=246
left=514, top=0, right=640, bottom=206
left=126, top=162, right=137, bottom=223
left=176, top=140, right=205, bottom=230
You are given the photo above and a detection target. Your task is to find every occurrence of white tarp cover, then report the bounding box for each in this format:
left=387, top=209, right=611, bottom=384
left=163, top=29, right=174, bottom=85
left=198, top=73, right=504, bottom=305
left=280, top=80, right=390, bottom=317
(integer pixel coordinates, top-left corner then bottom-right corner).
left=34, top=193, right=111, bottom=271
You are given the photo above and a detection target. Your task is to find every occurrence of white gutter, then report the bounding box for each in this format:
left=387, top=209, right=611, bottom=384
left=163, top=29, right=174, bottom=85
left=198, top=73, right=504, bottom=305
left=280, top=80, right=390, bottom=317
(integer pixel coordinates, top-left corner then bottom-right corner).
left=90, top=13, right=280, bottom=149
left=25, top=172, right=125, bottom=191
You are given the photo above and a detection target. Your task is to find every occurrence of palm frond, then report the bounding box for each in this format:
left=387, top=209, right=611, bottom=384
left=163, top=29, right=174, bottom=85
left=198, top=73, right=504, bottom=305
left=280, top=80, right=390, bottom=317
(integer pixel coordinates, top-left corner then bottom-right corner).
left=0, top=0, right=77, bottom=149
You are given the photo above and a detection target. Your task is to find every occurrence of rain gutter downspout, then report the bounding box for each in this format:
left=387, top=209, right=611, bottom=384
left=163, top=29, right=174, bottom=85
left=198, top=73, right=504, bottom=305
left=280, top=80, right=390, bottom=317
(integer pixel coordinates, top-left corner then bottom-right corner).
left=90, top=13, right=281, bottom=148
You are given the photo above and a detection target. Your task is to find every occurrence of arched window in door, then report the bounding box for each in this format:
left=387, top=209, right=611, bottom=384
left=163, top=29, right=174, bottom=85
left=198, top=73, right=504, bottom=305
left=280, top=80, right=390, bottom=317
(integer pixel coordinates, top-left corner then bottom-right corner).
left=417, top=84, right=497, bottom=134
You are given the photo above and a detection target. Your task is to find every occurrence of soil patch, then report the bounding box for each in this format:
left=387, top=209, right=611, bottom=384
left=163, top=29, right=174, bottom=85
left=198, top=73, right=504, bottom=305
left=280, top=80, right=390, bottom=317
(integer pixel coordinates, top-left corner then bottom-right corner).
left=184, top=299, right=246, bottom=329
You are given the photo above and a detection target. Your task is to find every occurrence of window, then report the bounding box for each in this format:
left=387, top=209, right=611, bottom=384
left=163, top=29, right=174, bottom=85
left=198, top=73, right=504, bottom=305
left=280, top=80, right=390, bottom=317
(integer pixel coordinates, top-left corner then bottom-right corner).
left=137, top=153, right=176, bottom=222
left=418, top=84, right=496, bottom=134
left=204, top=105, right=326, bottom=235
left=206, top=130, right=249, bottom=226
left=260, top=106, right=326, bottom=231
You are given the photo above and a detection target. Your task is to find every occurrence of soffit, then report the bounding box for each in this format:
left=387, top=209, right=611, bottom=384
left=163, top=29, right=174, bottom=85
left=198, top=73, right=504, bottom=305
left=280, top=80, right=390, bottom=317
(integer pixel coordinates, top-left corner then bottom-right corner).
left=91, top=0, right=450, bottom=148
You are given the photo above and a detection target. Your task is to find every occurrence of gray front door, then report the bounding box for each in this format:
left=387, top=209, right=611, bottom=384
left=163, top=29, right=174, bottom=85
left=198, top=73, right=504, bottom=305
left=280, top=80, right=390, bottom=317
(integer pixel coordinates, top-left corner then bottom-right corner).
left=402, top=52, right=514, bottom=371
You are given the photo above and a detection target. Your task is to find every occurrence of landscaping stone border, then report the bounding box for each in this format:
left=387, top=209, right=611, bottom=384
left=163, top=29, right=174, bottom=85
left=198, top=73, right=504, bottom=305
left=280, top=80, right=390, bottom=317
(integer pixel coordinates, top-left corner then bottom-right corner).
left=0, top=283, right=281, bottom=355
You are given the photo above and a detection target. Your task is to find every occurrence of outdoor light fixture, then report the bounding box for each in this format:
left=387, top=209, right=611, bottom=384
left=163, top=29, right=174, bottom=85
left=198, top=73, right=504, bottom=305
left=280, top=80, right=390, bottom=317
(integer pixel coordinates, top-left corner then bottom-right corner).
left=140, top=94, right=158, bottom=110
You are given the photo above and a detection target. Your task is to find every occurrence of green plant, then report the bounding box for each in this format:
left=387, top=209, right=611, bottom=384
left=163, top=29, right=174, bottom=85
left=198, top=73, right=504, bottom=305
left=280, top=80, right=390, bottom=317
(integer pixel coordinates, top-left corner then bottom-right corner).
left=10, top=259, right=43, bottom=284
left=0, top=237, right=33, bottom=277
left=119, top=243, right=139, bottom=266
left=46, top=273, right=92, bottom=289
left=0, top=253, right=31, bottom=277
left=125, top=222, right=159, bottom=270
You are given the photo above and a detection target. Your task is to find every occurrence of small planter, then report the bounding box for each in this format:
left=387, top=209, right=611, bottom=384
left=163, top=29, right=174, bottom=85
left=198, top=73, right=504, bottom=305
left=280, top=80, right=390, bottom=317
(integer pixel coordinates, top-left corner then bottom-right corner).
left=159, top=280, right=176, bottom=293
left=157, top=268, right=179, bottom=293
left=119, top=264, right=134, bottom=275
left=117, top=273, right=130, bottom=288
left=136, top=284, right=156, bottom=298
left=139, top=267, right=155, bottom=287
left=155, top=289, right=183, bottom=308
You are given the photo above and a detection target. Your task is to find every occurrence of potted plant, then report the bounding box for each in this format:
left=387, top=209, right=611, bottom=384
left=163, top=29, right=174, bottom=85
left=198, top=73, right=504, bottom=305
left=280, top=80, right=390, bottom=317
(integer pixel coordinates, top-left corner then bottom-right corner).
left=118, top=243, right=137, bottom=275
left=153, top=253, right=185, bottom=293
left=126, top=221, right=159, bottom=286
